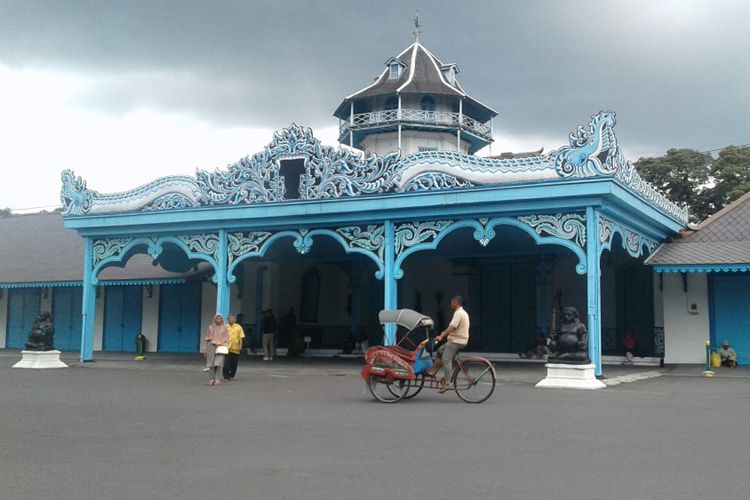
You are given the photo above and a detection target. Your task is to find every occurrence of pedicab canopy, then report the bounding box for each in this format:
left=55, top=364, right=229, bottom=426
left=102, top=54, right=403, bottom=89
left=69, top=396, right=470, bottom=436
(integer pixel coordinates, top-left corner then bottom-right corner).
left=378, top=309, right=434, bottom=330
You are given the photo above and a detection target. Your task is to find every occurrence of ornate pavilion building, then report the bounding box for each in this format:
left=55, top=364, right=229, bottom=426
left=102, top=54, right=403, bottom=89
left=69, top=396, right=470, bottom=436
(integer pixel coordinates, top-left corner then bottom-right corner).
left=1, top=38, right=688, bottom=376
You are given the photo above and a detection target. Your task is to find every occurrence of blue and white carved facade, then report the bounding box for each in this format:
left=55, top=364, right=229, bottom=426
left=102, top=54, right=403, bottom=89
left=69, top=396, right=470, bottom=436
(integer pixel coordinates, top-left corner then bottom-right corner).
left=54, top=39, right=688, bottom=375
left=61, top=112, right=687, bottom=225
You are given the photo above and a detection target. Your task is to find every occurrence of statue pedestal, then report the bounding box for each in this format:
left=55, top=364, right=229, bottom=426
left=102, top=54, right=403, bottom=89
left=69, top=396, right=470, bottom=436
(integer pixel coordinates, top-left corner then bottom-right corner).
left=535, top=363, right=605, bottom=390
left=12, top=350, right=68, bottom=369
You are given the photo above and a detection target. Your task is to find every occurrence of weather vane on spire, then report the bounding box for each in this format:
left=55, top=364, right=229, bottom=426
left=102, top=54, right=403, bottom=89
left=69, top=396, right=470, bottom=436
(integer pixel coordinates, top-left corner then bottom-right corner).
left=413, top=10, right=422, bottom=42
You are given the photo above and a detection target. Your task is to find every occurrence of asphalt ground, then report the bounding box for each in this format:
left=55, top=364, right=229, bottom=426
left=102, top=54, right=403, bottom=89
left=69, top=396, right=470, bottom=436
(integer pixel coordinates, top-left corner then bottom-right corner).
left=1, top=352, right=748, bottom=500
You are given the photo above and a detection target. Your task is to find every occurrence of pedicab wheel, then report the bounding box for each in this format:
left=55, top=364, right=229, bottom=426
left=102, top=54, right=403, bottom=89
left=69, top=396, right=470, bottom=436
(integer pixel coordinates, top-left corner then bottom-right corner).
left=452, top=359, right=496, bottom=403
left=402, top=373, right=426, bottom=399
left=387, top=373, right=425, bottom=399
left=368, top=375, right=409, bottom=403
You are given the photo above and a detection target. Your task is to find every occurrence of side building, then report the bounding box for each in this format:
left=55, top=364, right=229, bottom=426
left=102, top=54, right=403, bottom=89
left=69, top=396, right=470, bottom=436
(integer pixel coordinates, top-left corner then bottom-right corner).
left=647, top=192, right=750, bottom=364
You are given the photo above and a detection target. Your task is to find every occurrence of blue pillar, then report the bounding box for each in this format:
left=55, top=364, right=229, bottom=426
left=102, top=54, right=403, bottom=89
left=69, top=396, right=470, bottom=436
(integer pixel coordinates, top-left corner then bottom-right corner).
left=215, top=230, right=230, bottom=319
left=383, top=220, right=397, bottom=345
left=254, top=266, right=267, bottom=344
left=80, top=236, right=96, bottom=362
left=586, top=206, right=602, bottom=375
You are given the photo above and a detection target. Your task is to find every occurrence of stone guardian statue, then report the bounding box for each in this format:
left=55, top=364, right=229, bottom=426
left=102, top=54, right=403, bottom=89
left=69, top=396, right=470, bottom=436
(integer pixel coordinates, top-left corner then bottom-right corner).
left=548, top=306, right=590, bottom=364
left=24, top=312, right=55, bottom=351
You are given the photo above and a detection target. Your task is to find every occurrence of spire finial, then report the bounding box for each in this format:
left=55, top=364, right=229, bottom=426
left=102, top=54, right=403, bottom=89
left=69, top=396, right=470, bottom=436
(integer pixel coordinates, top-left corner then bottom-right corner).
left=413, top=10, right=422, bottom=42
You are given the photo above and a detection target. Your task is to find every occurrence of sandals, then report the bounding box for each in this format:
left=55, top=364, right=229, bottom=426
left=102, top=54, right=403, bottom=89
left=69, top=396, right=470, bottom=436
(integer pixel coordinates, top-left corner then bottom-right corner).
left=438, top=382, right=453, bottom=393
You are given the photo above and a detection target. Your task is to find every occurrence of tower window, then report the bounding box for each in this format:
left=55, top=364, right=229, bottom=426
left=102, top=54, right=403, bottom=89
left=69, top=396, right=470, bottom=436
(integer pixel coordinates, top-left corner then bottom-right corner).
left=388, top=62, right=401, bottom=79
left=421, top=96, right=436, bottom=112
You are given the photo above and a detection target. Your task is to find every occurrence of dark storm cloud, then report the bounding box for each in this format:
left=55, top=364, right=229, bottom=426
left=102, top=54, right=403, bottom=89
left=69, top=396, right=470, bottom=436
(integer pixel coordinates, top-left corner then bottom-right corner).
left=2, top=0, right=748, bottom=156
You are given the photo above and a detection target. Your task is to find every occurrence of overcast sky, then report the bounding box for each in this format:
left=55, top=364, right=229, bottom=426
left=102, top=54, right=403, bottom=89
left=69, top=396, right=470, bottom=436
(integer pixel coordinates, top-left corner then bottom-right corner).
left=1, top=0, right=748, bottom=211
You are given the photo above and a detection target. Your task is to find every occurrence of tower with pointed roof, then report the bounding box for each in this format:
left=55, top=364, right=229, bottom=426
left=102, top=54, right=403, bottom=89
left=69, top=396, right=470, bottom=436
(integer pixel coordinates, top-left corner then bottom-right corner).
left=333, top=37, right=497, bottom=157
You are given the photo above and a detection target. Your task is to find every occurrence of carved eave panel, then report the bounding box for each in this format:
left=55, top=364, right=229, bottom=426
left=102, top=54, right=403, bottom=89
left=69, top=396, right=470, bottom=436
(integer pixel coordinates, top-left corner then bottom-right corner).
left=60, top=113, right=688, bottom=226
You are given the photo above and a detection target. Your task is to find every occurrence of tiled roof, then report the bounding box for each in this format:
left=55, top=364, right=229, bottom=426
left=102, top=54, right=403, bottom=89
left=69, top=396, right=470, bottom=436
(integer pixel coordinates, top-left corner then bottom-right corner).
left=334, top=42, right=496, bottom=119
left=647, top=192, right=750, bottom=266
left=0, top=213, right=198, bottom=284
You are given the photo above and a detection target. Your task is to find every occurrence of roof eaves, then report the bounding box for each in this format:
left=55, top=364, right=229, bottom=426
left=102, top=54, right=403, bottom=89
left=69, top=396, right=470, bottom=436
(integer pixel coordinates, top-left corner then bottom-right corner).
left=344, top=67, right=389, bottom=100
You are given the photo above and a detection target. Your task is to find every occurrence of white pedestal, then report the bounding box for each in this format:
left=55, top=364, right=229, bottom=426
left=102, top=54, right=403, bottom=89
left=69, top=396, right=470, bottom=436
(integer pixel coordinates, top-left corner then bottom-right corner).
left=535, top=363, right=605, bottom=390
left=12, top=350, right=68, bottom=369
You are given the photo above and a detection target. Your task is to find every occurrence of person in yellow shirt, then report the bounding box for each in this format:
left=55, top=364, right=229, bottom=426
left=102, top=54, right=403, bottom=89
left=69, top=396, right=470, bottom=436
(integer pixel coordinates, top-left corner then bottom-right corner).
left=222, top=314, right=245, bottom=381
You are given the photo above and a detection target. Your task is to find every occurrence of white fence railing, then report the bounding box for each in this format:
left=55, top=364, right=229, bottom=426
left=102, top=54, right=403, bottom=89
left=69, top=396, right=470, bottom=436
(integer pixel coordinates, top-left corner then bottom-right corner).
left=340, top=108, right=492, bottom=140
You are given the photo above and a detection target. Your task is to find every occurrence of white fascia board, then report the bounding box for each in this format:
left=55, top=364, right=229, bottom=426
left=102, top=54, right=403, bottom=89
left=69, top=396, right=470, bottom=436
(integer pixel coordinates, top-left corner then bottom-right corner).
left=397, top=43, right=419, bottom=93
left=418, top=43, right=465, bottom=96
left=346, top=43, right=416, bottom=100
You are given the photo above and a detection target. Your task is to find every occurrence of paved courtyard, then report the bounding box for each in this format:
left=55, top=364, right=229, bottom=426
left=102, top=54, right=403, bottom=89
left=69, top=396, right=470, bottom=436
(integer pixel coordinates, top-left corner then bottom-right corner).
left=1, top=352, right=748, bottom=500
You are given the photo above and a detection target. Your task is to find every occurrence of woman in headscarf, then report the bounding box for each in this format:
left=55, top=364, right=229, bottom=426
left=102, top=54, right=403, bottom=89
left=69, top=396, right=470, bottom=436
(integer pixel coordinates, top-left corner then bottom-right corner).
left=205, top=313, right=230, bottom=386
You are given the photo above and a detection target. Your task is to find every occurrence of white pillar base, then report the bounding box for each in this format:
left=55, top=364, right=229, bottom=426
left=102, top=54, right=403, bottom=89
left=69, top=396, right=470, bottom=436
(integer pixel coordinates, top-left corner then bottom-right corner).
left=12, top=350, right=69, bottom=369
left=535, top=363, right=605, bottom=390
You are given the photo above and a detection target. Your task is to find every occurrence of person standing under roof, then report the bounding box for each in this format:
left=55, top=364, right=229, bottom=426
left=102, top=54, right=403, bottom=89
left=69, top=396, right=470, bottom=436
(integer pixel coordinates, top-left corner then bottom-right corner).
left=261, top=309, right=278, bottom=361
left=223, top=314, right=245, bottom=381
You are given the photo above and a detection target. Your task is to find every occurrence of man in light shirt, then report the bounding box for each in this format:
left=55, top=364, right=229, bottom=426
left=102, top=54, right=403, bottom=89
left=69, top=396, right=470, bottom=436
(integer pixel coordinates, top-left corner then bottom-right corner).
left=432, top=295, right=470, bottom=393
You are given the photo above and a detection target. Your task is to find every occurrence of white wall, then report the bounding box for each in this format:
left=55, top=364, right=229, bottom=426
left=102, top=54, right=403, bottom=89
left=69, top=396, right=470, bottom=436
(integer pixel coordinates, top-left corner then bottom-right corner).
left=200, top=281, right=217, bottom=352
left=93, top=290, right=104, bottom=351
left=662, top=272, right=710, bottom=363
left=140, top=285, right=160, bottom=352
left=0, top=289, right=7, bottom=348
left=361, top=130, right=470, bottom=157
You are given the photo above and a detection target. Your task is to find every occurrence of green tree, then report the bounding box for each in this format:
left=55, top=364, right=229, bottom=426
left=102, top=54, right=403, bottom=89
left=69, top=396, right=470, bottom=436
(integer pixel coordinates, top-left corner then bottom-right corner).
left=707, top=145, right=750, bottom=213
left=0, top=207, right=11, bottom=217
left=634, top=148, right=713, bottom=222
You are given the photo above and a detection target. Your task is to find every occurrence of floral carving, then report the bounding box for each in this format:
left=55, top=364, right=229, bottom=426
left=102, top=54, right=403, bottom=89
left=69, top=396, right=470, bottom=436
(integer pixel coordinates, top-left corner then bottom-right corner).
left=517, top=214, right=586, bottom=248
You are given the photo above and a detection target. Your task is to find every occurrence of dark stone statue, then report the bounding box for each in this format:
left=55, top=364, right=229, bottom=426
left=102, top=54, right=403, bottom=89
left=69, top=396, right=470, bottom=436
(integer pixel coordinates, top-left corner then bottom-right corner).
left=24, top=312, right=55, bottom=351
left=549, top=306, right=590, bottom=364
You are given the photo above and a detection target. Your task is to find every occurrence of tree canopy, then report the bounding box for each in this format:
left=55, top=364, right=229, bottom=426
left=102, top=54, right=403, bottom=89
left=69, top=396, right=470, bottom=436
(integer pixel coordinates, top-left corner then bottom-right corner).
left=634, top=145, right=750, bottom=223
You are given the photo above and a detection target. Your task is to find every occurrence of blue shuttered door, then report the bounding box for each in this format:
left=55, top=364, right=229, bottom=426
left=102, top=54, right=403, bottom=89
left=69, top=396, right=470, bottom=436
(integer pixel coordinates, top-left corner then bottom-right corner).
left=711, top=274, right=750, bottom=365
left=6, top=288, right=42, bottom=348
left=158, top=283, right=201, bottom=352
left=52, top=287, right=83, bottom=351
left=104, top=286, right=143, bottom=352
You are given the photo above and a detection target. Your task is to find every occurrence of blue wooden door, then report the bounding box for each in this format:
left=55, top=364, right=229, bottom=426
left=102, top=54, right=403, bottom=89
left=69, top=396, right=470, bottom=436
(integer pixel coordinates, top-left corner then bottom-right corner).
left=52, top=287, right=83, bottom=351
left=711, top=274, right=750, bottom=364
left=158, top=283, right=201, bottom=352
left=6, top=288, right=41, bottom=348
left=104, top=286, right=143, bottom=352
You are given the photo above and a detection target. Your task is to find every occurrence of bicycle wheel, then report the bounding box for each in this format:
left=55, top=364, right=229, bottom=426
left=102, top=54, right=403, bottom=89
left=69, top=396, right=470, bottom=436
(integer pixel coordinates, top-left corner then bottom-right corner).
left=402, top=373, right=426, bottom=399
left=452, top=359, right=496, bottom=403
left=368, top=375, right=409, bottom=403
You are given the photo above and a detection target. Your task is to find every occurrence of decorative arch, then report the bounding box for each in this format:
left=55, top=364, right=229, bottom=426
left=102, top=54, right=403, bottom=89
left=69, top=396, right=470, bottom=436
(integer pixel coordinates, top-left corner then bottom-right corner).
left=226, top=226, right=385, bottom=282
left=392, top=214, right=589, bottom=278
left=599, top=216, right=659, bottom=259
left=91, top=234, right=220, bottom=285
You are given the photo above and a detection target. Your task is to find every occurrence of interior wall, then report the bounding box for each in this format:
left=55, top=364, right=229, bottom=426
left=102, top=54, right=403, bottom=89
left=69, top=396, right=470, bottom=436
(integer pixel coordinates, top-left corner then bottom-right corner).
left=401, top=258, right=471, bottom=328
left=200, top=281, right=216, bottom=352
left=550, top=254, right=588, bottom=325
left=93, top=289, right=104, bottom=351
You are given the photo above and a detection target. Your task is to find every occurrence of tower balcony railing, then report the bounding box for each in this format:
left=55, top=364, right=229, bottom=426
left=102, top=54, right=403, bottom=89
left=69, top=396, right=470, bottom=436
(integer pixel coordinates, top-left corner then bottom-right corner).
left=339, top=108, right=492, bottom=142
